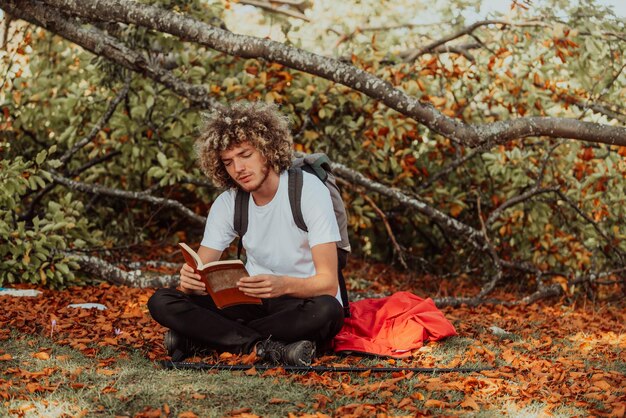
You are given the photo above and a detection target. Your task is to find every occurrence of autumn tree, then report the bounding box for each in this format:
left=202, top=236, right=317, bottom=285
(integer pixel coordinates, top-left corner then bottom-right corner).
left=1, top=0, right=625, bottom=305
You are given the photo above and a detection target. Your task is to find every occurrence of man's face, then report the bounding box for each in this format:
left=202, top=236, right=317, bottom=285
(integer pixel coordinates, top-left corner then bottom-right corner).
left=220, top=142, right=270, bottom=192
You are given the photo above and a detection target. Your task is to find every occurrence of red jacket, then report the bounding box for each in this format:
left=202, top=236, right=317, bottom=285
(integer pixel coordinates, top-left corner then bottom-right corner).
left=332, top=292, right=457, bottom=358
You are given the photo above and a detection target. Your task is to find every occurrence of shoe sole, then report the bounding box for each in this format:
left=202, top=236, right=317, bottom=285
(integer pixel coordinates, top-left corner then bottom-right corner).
left=292, top=341, right=316, bottom=367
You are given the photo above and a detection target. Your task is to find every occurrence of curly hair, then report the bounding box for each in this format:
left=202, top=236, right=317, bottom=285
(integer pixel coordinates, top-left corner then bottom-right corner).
left=195, top=101, right=294, bottom=189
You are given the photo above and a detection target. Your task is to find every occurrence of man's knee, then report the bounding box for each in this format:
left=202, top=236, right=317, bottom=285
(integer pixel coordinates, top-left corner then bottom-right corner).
left=147, top=287, right=182, bottom=320
left=310, top=295, right=344, bottom=323
left=308, top=295, right=344, bottom=341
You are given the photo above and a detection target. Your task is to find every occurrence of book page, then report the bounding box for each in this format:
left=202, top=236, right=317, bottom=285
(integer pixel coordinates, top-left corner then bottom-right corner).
left=179, top=243, right=201, bottom=268
left=206, top=266, right=247, bottom=293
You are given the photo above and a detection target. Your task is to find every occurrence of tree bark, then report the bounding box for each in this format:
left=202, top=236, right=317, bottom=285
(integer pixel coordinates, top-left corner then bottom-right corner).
left=331, top=161, right=488, bottom=252
left=50, top=172, right=207, bottom=225
left=71, top=252, right=178, bottom=287
left=8, top=0, right=623, bottom=147
left=400, top=19, right=547, bottom=63
left=1, top=0, right=222, bottom=110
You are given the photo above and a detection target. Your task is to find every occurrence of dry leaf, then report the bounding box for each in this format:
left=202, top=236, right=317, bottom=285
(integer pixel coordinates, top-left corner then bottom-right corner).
left=424, top=399, right=448, bottom=408
left=178, top=412, right=199, bottom=418
left=32, top=351, right=50, bottom=360
left=96, top=368, right=118, bottom=376
left=226, top=407, right=252, bottom=416
left=25, top=383, right=43, bottom=393
left=397, top=397, right=413, bottom=409
left=460, top=396, right=480, bottom=410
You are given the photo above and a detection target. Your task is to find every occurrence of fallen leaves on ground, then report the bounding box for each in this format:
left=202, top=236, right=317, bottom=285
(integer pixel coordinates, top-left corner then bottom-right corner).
left=0, top=258, right=624, bottom=417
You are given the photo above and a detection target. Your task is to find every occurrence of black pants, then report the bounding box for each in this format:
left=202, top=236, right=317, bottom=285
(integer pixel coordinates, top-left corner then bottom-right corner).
left=147, top=288, right=345, bottom=354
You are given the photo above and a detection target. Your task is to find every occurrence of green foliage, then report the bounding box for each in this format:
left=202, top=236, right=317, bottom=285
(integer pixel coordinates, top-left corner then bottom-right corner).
left=1, top=0, right=625, bottom=290
left=0, top=145, right=96, bottom=288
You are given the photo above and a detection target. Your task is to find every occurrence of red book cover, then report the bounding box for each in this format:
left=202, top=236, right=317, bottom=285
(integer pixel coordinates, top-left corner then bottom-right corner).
left=179, top=243, right=262, bottom=309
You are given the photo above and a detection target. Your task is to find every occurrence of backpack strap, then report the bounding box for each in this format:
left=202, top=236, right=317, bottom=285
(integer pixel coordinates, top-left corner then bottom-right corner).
left=288, top=167, right=307, bottom=232
left=287, top=167, right=351, bottom=318
left=337, top=248, right=351, bottom=318
left=234, top=189, right=250, bottom=260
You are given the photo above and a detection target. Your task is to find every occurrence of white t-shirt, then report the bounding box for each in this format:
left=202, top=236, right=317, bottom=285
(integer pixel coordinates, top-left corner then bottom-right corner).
left=200, top=170, right=341, bottom=299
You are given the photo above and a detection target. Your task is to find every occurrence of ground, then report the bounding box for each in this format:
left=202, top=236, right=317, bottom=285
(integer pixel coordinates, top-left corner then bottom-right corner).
left=0, top=258, right=624, bottom=417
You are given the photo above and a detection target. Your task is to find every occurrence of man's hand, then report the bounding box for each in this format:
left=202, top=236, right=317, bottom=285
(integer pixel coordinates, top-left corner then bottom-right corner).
left=237, top=274, right=288, bottom=298
left=179, top=263, right=208, bottom=296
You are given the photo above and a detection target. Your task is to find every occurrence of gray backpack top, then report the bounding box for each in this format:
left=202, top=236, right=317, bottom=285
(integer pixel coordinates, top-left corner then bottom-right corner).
left=233, top=153, right=351, bottom=316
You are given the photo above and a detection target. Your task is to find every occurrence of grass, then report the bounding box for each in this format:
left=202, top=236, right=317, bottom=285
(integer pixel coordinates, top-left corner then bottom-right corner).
left=0, top=331, right=334, bottom=417
left=475, top=401, right=589, bottom=418
left=1, top=329, right=500, bottom=417
left=1, top=335, right=620, bottom=417
left=1, top=293, right=624, bottom=417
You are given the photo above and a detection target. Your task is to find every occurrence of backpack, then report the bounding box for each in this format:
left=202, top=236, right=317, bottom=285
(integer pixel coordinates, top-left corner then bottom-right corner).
left=233, top=153, right=352, bottom=317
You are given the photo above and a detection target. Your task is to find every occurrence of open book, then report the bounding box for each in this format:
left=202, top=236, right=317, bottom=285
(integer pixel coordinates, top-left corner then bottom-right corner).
left=179, top=243, right=262, bottom=309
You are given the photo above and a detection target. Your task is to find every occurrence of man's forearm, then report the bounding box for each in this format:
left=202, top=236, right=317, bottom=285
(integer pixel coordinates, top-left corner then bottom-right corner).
left=282, top=273, right=338, bottom=298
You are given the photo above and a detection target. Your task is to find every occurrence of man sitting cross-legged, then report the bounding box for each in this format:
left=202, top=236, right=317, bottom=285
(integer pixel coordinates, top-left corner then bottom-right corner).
left=148, top=101, right=345, bottom=366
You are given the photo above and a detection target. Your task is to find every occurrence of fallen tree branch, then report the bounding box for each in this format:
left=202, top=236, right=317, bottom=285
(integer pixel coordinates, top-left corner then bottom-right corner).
left=59, top=77, right=130, bottom=165
left=400, top=19, right=548, bottom=63
left=0, top=10, right=11, bottom=50
left=3, top=0, right=222, bottom=110
left=475, top=196, right=502, bottom=300
left=239, top=0, right=310, bottom=22
left=487, top=187, right=558, bottom=226
left=49, top=171, right=207, bottom=225
left=360, top=192, right=408, bottom=270
left=69, top=252, right=178, bottom=287
left=417, top=142, right=491, bottom=191
left=327, top=21, right=449, bottom=38
left=579, top=102, right=626, bottom=124
left=331, top=161, right=487, bottom=252
left=530, top=78, right=626, bottom=124
left=125, top=260, right=180, bottom=270
left=429, top=42, right=481, bottom=62
left=519, top=283, right=563, bottom=304
left=19, top=149, right=122, bottom=222
left=16, top=0, right=625, bottom=147
left=554, top=190, right=625, bottom=263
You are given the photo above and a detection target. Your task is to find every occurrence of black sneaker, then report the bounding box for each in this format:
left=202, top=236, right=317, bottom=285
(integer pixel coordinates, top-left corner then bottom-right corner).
left=256, top=338, right=315, bottom=366
left=164, top=330, right=196, bottom=362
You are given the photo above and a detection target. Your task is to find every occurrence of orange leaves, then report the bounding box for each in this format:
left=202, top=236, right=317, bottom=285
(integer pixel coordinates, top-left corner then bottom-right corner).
left=449, top=204, right=464, bottom=218
left=419, top=56, right=439, bottom=77
left=178, top=412, right=199, bottom=418
left=31, top=351, right=50, bottom=360
left=580, top=147, right=595, bottom=161
left=244, top=366, right=257, bottom=376
left=428, top=96, right=447, bottom=108
left=25, top=382, right=46, bottom=393
left=2, top=258, right=626, bottom=417
left=377, top=127, right=389, bottom=136
left=313, top=394, right=332, bottom=410
left=96, top=368, right=118, bottom=376
left=460, top=396, right=480, bottom=410
left=501, top=348, right=518, bottom=366
left=555, top=48, right=567, bottom=63
left=134, top=406, right=172, bottom=418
